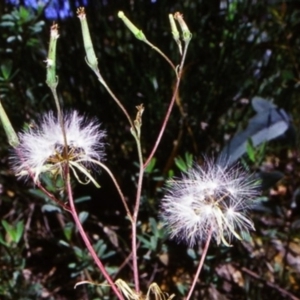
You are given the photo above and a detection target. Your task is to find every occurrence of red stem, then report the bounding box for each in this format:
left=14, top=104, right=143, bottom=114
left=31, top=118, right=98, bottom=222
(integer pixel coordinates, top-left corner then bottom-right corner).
left=66, top=177, right=124, bottom=300
left=15, top=148, right=71, bottom=211
left=185, top=229, right=212, bottom=300
left=15, top=148, right=123, bottom=298
left=143, top=72, right=182, bottom=169
left=143, top=42, right=189, bottom=169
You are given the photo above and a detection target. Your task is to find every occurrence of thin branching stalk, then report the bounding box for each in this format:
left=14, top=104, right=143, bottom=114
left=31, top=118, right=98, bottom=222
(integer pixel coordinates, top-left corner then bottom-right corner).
left=91, top=159, right=133, bottom=222
left=46, top=20, right=123, bottom=297
left=143, top=44, right=189, bottom=168
left=78, top=9, right=192, bottom=295
left=143, top=40, right=176, bottom=71
left=131, top=136, right=144, bottom=293
left=93, top=69, right=136, bottom=133
left=77, top=8, right=135, bottom=133
left=65, top=172, right=124, bottom=300
left=118, top=11, right=176, bottom=72
left=116, top=12, right=191, bottom=292
left=185, top=229, right=212, bottom=300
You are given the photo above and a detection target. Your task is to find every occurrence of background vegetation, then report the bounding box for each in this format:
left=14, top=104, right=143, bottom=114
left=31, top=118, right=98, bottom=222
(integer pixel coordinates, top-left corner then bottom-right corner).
left=0, top=0, right=300, bottom=299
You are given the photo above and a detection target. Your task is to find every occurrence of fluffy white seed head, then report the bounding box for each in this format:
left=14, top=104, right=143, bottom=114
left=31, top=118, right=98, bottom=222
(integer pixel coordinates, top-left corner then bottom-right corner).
left=11, top=111, right=106, bottom=182
left=160, top=161, right=259, bottom=247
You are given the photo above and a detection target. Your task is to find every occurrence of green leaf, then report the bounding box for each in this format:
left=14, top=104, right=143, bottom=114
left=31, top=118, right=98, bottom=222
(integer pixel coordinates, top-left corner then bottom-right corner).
left=0, top=21, right=15, bottom=27
left=102, top=250, right=116, bottom=260
left=2, top=220, right=13, bottom=236
left=73, top=246, right=84, bottom=259
left=75, top=196, right=91, bottom=203
left=62, top=223, right=74, bottom=242
left=79, top=211, right=89, bottom=224
left=175, top=156, right=187, bottom=172
left=149, top=217, right=157, bottom=234
left=0, top=60, right=13, bottom=80
left=175, top=152, right=193, bottom=172
left=150, top=236, right=157, bottom=251
left=0, top=233, right=8, bottom=246
left=41, top=204, right=61, bottom=213
left=1, top=220, right=24, bottom=244
left=137, top=235, right=151, bottom=249
left=28, top=188, right=52, bottom=201
left=168, top=169, right=174, bottom=178
left=246, top=139, right=255, bottom=162
left=59, top=240, right=71, bottom=247
left=15, top=221, right=24, bottom=243
left=187, top=248, right=197, bottom=260
left=145, top=157, right=156, bottom=173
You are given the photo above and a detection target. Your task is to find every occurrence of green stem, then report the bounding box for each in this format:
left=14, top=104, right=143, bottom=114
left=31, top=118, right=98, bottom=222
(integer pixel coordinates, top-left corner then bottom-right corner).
left=131, top=136, right=144, bottom=293
left=96, top=160, right=133, bottom=222
left=93, top=69, right=135, bottom=132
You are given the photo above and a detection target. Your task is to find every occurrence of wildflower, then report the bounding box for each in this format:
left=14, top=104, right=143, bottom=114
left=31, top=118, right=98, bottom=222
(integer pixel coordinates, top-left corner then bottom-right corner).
left=160, top=161, right=259, bottom=247
left=11, top=111, right=106, bottom=185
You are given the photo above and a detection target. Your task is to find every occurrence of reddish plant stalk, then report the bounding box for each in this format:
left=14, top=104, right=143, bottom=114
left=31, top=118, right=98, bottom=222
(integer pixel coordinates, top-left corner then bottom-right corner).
left=185, top=229, right=212, bottom=300
left=65, top=174, right=124, bottom=300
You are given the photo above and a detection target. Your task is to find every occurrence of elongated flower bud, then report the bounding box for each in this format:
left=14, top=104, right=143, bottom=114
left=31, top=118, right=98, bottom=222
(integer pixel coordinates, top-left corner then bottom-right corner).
left=174, top=12, right=192, bottom=44
left=46, top=23, right=59, bottom=89
left=169, top=14, right=182, bottom=55
left=77, top=7, right=98, bottom=70
left=0, top=101, right=19, bottom=147
left=118, top=11, right=147, bottom=42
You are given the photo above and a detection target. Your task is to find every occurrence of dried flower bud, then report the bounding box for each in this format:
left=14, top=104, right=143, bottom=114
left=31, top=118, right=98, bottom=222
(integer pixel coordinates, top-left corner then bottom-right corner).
left=133, top=103, right=144, bottom=137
